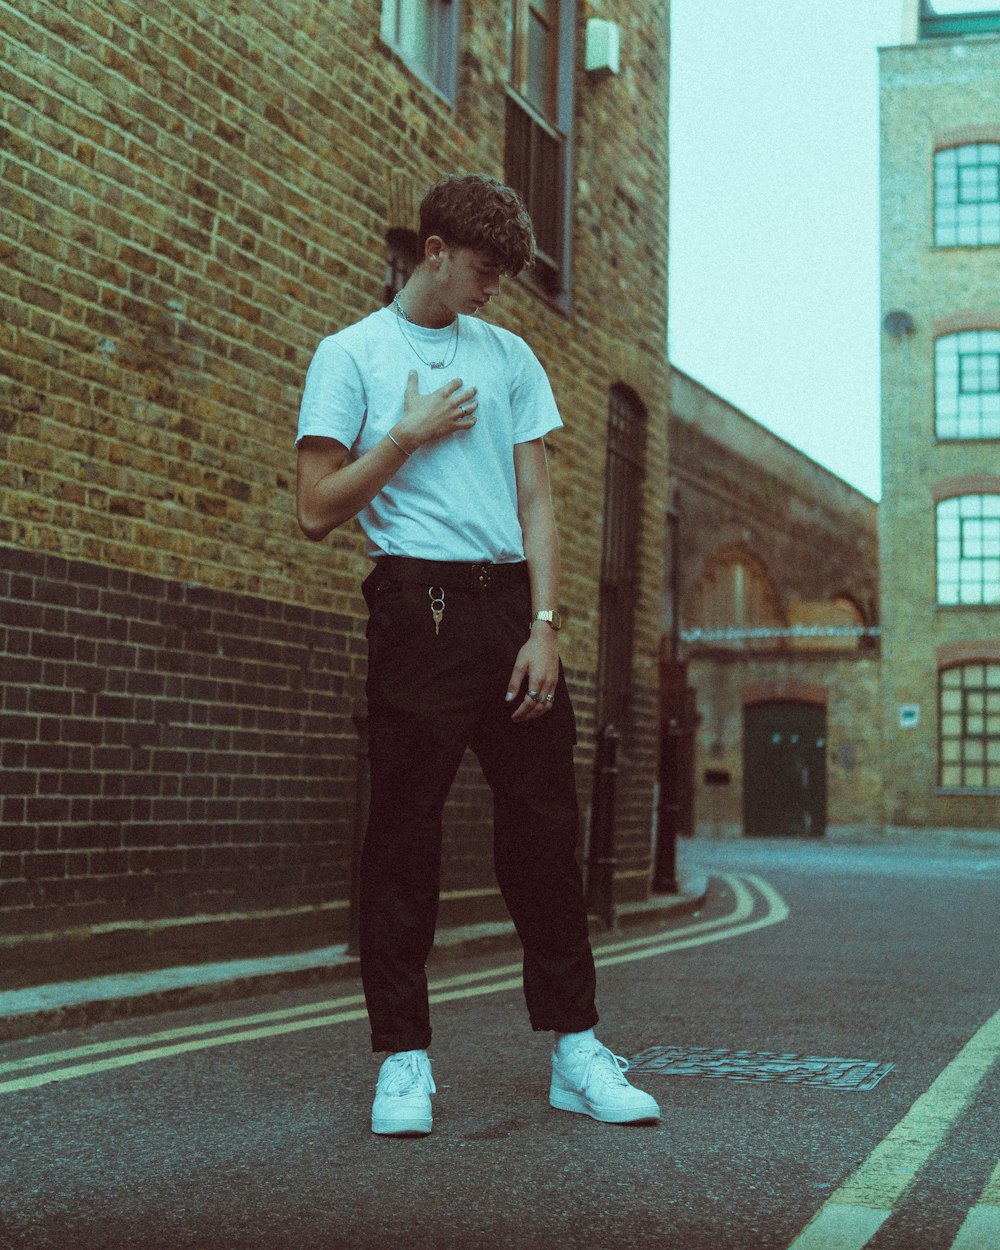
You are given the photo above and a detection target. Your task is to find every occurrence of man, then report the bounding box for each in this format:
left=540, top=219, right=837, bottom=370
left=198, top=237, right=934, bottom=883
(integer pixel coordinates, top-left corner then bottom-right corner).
left=296, top=173, right=659, bottom=1136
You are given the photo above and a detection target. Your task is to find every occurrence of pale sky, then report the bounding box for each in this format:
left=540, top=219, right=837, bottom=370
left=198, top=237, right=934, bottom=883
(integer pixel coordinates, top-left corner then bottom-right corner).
left=668, top=0, right=999, bottom=502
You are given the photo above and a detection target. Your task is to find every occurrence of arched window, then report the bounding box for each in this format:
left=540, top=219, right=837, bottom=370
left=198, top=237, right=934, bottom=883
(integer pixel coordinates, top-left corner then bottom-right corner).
left=935, top=331, right=1000, bottom=440
left=939, top=662, right=1000, bottom=789
left=934, top=144, right=1000, bottom=247
left=684, top=548, right=784, bottom=649
left=936, top=495, right=1000, bottom=606
left=789, top=596, right=868, bottom=651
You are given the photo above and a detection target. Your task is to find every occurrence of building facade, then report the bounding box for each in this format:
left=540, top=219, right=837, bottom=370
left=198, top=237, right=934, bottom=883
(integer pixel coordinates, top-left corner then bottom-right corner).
left=667, top=370, right=881, bottom=841
left=0, top=1, right=671, bottom=983
left=879, top=4, right=1000, bottom=832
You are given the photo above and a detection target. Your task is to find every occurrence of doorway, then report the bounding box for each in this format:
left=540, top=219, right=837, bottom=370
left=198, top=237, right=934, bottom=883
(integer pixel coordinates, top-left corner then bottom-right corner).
left=743, top=701, right=826, bottom=837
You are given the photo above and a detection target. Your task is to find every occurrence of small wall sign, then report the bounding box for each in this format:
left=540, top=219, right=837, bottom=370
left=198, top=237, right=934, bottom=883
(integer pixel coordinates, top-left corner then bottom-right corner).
left=898, top=704, right=920, bottom=729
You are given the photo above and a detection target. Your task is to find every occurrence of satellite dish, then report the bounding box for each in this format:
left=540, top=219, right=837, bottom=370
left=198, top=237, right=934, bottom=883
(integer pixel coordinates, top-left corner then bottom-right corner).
left=883, top=310, right=915, bottom=337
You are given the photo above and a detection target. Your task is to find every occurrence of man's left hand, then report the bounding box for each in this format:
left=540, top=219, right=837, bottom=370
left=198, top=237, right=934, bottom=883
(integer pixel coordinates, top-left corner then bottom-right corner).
left=506, top=629, right=560, bottom=723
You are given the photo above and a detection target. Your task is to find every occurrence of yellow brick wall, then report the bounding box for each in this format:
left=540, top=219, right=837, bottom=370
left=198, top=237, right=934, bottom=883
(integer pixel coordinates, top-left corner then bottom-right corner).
left=879, top=35, right=1000, bottom=830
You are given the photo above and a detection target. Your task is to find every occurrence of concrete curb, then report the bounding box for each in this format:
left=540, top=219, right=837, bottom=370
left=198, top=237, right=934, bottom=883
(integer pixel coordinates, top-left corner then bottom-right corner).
left=0, top=872, right=710, bottom=1044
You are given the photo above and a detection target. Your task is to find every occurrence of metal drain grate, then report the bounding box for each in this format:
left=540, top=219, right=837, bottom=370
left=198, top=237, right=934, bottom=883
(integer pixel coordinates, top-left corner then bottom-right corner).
left=627, top=1046, right=894, bottom=1090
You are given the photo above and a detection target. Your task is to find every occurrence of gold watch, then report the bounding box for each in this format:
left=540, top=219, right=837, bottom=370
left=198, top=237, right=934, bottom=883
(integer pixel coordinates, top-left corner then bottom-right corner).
left=531, top=609, right=562, bottom=631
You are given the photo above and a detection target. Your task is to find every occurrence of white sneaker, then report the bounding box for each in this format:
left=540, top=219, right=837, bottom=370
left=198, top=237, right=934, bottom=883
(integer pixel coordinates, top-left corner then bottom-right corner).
left=550, top=1039, right=661, bottom=1124
left=371, top=1050, right=436, bottom=1136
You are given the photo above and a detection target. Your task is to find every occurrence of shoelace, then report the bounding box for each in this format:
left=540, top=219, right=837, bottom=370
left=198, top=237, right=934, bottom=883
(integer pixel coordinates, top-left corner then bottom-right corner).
left=571, top=1043, right=631, bottom=1088
left=378, top=1052, right=436, bottom=1097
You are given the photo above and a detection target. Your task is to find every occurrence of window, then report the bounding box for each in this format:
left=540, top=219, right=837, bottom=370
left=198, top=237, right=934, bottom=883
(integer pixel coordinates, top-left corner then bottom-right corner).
left=939, top=663, right=1000, bottom=789
left=788, top=597, right=868, bottom=652
left=513, top=0, right=559, bottom=119
left=381, top=0, right=458, bottom=99
left=595, top=386, right=647, bottom=733
left=936, top=495, right=1000, bottom=606
left=935, top=144, right=1000, bottom=247
left=506, top=0, right=574, bottom=297
left=936, top=331, right=1000, bottom=440
left=684, top=548, right=785, bottom=650
left=383, top=227, right=419, bottom=305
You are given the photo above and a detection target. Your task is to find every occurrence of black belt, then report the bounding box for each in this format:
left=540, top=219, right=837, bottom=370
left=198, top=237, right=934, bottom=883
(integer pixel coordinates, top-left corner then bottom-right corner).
left=375, top=557, right=528, bottom=591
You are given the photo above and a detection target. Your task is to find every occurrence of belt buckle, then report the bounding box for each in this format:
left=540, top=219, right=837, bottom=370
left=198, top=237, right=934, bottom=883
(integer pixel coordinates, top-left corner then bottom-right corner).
left=473, top=563, right=493, bottom=590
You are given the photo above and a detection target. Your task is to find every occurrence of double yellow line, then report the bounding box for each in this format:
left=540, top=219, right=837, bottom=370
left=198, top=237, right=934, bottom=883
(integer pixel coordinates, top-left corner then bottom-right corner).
left=787, top=1002, right=1000, bottom=1250
left=0, top=873, right=787, bottom=1098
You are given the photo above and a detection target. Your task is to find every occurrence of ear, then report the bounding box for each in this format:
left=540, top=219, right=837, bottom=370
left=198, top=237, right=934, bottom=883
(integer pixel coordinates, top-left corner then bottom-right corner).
left=423, top=235, right=447, bottom=265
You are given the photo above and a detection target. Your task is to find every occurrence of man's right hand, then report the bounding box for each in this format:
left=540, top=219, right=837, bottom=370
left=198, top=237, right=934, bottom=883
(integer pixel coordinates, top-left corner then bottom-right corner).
left=391, top=371, right=478, bottom=453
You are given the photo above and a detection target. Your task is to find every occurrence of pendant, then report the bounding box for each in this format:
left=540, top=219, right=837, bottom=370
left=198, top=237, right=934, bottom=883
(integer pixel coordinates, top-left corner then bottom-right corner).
left=430, top=361, right=444, bottom=369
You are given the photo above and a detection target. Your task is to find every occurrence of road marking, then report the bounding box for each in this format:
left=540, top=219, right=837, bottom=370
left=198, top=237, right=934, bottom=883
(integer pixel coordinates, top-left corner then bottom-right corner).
left=594, top=874, right=788, bottom=969
left=951, top=1157, right=1000, bottom=1250
left=0, top=873, right=787, bottom=1097
left=0, top=875, right=758, bottom=1080
left=786, top=1003, right=1000, bottom=1250
left=0, top=878, right=749, bottom=1079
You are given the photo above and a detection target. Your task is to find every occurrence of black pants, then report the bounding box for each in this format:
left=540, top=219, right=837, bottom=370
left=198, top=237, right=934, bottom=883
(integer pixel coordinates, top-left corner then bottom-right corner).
left=359, top=559, right=599, bottom=1053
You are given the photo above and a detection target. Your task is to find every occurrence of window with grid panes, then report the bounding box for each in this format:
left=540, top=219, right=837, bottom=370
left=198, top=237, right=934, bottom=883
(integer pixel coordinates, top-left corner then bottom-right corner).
left=506, top=0, right=573, bottom=296
left=935, top=144, right=1000, bottom=247
left=939, top=663, right=1000, bottom=789
left=380, top=0, right=458, bottom=99
left=936, top=495, right=1000, bottom=606
left=935, top=331, right=1000, bottom=440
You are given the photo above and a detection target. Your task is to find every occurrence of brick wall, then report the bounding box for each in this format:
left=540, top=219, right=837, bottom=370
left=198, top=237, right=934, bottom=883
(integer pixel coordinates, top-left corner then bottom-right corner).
left=879, top=36, right=1000, bottom=830
left=687, top=653, right=883, bottom=839
left=669, top=368, right=882, bottom=839
left=1, top=1, right=672, bottom=979
left=0, top=543, right=369, bottom=982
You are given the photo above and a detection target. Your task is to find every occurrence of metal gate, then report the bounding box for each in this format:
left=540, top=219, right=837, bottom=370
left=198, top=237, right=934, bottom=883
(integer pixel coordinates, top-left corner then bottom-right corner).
left=743, top=701, right=826, bottom=837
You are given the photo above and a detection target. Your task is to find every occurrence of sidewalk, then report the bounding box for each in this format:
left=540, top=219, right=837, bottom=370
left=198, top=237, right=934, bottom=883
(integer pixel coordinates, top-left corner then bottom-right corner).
left=0, top=870, right=709, bottom=1044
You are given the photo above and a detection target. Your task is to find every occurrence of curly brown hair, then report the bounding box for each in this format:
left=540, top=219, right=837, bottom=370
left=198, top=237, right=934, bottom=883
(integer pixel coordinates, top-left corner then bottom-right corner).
left=418, top=173, right=536, bottom=276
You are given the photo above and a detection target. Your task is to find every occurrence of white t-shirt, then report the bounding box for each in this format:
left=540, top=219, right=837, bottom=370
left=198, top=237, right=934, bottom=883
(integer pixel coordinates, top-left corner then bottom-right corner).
left=296, top=307, right=562, bottom=562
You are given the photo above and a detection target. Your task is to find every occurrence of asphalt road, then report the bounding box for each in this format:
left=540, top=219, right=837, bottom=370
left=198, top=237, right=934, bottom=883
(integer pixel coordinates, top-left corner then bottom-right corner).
left=1, top=837, right=999, bottom=1250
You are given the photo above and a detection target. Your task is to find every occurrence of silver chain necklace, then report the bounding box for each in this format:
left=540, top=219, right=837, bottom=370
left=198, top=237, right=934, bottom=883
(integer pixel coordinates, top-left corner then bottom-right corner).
left=392, top=295, right=460, bottom=370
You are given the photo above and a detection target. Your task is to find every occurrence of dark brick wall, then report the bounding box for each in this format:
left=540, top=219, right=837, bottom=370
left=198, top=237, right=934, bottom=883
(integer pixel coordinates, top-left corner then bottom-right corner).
left=0, top=544, right=366, bottom=945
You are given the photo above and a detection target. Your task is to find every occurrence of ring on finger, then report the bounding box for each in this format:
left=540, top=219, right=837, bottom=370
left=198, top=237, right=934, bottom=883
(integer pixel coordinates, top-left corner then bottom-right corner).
left=544, top=694, right=555, bottom=703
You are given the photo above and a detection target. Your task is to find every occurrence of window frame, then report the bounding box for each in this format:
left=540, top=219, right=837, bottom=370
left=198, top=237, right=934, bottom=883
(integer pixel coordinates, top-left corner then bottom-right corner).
left=938, top=662, right=1000, bottom=792
left=380, top=0, right=460, bottom=102
left=505, top=0, right=576, bottom=305
left=935, top=330, right=1000, bottom=442
left=683, top=547, right=786, bottom=653
left=935, top=494, right=1000, bottom=608
left=934, top=143, right=1000, bottom=249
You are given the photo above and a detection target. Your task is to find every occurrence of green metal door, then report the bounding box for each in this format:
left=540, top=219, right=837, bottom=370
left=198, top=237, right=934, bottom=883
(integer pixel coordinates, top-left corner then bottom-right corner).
left=743, top=701, right=826, bottom=837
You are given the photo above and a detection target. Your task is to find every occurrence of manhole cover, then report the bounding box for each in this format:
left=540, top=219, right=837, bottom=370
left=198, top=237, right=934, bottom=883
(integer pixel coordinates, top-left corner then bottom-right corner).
left=628, top=1046, right=894, bottom=1090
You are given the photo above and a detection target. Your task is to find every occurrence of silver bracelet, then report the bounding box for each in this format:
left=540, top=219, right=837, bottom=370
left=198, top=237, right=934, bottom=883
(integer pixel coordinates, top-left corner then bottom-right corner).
left=387, top=432, right=410, bottom=458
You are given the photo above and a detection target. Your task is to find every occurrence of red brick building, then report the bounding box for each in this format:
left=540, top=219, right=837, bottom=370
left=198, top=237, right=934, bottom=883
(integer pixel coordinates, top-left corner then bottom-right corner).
left=0, top=2, right=671, bottom=983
